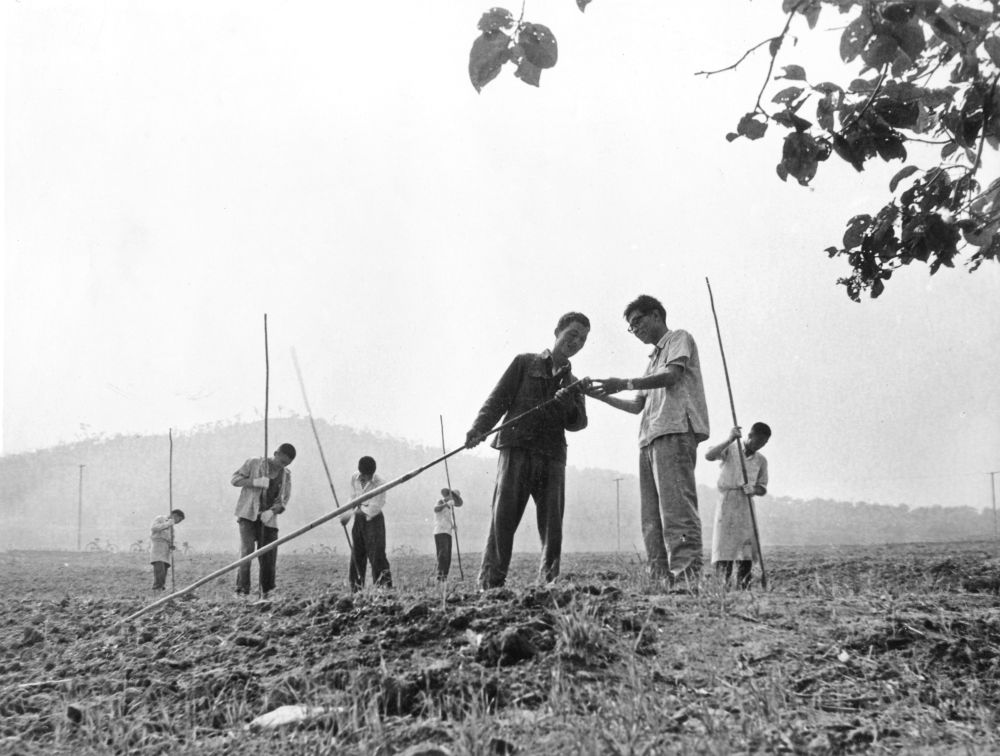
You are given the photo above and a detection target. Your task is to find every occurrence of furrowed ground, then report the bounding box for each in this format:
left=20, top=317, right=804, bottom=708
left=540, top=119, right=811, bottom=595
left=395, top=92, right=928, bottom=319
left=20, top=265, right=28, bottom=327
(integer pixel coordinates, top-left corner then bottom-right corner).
left=2, top=542, right=1000, bottom=754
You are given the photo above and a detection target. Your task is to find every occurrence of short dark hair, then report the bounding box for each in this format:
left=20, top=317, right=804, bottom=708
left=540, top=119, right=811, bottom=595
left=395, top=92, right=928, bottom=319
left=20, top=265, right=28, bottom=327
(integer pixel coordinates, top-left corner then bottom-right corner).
left=554, top=311, right=590, bottom=335
left=623, top=295, right=666, bottom=323
left=750, top=422, right=772, bottom=438
left=170, top=509, right=185, bottom=519
left=358, top=456, right=376, bottom=476
left=276, top=443, right=297, bottom=461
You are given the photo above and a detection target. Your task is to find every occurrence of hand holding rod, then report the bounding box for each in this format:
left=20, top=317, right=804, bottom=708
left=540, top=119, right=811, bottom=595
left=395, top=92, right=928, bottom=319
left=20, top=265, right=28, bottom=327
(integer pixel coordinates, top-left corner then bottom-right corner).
left=120, top=377, right=582, bottom=623
left=291, top=350, right=360, bottom=577
left=439, top=415, right=464, bottom=580
left=705, top=278, right=768, bottom=589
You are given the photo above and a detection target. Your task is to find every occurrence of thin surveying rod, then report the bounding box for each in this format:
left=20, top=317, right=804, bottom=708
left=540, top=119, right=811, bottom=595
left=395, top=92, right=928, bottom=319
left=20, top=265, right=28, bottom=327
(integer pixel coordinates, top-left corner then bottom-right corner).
left=613, top=477, right=623, bottom=553
left=77, top=465, right=85, bottom=551
left=992, top=471, right=999, bottom=557
left=291, top=350, right=360, bottom=579
left=120, top=378, right=585, bottom=624
left=439, top=415, right=464, bottom=580
left=706, top=277, right=768, bottom=589
left=169, top=429, right=175, bottom=592
left=263, top=313, right=269, bottom=462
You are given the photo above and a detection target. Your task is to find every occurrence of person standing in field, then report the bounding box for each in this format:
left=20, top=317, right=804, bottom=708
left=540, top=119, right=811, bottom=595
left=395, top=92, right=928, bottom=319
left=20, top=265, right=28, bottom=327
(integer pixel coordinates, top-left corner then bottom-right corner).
left=341, top=456, right=393, bottom=591
left=589, top=295, right=709, bottom=589
left=231, top=443, right=296, bottom=598
left=705, top=423, right=770, bottom=589
left=466, top=312, right=590, bottom=589
left=433, top=488, right=463, bottom=581
left=149, top=509, right=185, bottom=590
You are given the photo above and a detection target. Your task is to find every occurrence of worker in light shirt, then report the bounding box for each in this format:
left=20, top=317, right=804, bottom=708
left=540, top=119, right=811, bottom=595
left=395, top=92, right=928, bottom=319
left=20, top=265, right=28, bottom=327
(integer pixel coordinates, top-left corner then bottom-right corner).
left=341, top=455, right=393, bottom=591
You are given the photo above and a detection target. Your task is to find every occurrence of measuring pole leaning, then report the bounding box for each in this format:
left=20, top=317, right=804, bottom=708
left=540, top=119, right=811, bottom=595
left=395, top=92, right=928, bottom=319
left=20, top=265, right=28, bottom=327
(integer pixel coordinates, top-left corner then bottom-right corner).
left=439, top=415, right=464, bottom=580
left=120, top=378, right=585, bottom=624
left=290, top=350, right=360, bottom=579
left=705, top=278, right=768, bottom=590
left=169, top=429, right=175, bottom=592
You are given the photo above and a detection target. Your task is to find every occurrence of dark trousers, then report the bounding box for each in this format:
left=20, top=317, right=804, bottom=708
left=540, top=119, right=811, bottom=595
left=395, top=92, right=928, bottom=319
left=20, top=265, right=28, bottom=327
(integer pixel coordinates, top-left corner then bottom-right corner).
left=435, top=533, right=452, bottom=581
left=236, top=517, right=278, bottom=594
left=152, top=561, right=170, bottom=590
left=478, top=447, right=565, bottom=589
left=716, top=560, right=752, bottom=589
left=349, top=513, right=393, bottom=591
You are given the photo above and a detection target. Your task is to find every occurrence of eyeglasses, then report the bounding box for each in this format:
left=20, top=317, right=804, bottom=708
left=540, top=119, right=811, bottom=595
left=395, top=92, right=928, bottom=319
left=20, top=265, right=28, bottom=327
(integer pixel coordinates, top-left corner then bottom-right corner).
left=627, top=312, right=652, bottom=333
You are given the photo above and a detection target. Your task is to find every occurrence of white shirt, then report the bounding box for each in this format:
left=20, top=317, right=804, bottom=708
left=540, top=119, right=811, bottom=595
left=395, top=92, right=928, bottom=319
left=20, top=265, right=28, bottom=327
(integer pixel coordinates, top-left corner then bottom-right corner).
left=638, top=329, right=710, bottom=447
left=350, top=472, right=386, bottom=520
left=433, top=492, right=463, bottom=535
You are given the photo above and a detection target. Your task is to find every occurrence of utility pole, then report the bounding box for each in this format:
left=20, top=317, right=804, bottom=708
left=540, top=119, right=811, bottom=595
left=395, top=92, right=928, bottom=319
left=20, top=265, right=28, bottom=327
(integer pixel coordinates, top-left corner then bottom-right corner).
left=613, top=477, right=624, bottom=553
left=991, top=471, right=999, bottom=557
left=77, top=464, right=85, bottom=551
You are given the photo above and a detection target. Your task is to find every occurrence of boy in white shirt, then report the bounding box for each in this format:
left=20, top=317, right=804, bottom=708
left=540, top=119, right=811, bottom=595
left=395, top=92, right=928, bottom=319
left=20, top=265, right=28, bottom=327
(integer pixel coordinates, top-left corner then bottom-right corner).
left=705, top=423, right=771, bottom=589
left=341, top=456, right=392, bottom=591
left=433, top=488, right=464, bottom=581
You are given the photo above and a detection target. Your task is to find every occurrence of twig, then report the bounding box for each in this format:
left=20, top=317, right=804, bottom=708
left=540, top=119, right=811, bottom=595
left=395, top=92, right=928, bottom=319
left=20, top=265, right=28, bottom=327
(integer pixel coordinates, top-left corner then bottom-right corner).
left=753, top=6, right=804, bottom=116
left=695, top=38, right=775, bottom=78
left=841, top=67, right=887, bottom=133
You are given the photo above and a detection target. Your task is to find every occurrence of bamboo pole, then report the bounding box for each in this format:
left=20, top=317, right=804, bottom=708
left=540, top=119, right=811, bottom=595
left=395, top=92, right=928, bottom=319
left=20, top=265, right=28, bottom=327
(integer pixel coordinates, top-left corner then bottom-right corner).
left=439, top=415, right=464, bottom=579
left=705, top=278, right=768, bottom=589
left=291, top=350, right=361, bottom=579
left=120, top=378, right=584, bottom=623
left=263, top=313, right=269, bottom=461
left=169, top=428, right=175, bottom=592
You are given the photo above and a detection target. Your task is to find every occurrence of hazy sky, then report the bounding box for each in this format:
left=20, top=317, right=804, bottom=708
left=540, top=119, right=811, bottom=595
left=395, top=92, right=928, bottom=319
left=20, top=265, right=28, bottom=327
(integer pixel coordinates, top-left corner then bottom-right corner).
left=5, top=2, right=999, bottom=512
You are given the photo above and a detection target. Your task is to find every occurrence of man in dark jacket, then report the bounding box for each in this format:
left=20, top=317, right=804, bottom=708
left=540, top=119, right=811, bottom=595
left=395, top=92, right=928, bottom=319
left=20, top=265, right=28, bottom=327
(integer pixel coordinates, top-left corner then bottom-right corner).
left=466, top=312, right=590, bottom=589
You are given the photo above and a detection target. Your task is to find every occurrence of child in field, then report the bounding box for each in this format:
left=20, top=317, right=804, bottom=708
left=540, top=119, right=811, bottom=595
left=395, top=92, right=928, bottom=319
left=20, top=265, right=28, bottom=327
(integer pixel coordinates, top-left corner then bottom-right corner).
left=341, top=456, right=393, bottom=591
left=705, top=423, right=770, bottom=589
left=433, top=488, right=463, bottom=581
left=149, top=509, right=185, bottom=590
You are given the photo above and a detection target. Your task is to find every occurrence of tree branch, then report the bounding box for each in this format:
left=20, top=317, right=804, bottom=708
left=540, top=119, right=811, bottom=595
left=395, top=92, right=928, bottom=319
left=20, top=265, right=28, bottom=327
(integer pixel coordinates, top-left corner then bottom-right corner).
left=694, top=37, right=774, bottom=78
left=754, top=7, right=803, bottom=116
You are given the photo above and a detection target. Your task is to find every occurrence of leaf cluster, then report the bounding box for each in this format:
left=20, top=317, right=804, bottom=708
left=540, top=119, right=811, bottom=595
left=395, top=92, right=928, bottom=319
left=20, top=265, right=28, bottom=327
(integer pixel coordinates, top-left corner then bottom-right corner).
left=469, top=7, right=561, bottom=92
left=717, top=0, right=1000, bottom=299
left=467, top=1, right=998, bottom=300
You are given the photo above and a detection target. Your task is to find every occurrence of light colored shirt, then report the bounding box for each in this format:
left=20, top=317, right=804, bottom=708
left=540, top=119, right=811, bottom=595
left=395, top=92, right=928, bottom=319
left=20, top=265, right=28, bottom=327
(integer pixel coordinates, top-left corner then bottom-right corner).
left=149, top=515, right=174, bottom=563
left=433, top=492, right=463, bottom=535
left=717, top=444, right=768, bottom=491
left=350, top=472, right=386, bottom=520
left=231, top=457, right=292, bottom=524
left=637, top=329, right=709, bottom=447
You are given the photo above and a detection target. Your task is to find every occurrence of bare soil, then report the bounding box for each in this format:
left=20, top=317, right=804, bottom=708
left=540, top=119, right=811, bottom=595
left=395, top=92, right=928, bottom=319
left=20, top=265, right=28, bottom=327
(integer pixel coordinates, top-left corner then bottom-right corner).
left=2, top=542, right=1000, bottom=754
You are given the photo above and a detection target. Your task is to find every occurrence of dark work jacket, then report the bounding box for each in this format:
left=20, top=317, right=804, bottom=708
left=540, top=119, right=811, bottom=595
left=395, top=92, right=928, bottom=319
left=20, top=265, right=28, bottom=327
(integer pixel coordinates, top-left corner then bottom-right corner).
left=469, top=351, right=587, bottom=463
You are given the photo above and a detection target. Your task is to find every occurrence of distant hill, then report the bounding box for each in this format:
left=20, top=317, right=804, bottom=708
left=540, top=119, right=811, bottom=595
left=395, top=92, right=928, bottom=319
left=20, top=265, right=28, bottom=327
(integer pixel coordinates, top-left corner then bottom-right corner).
left=1, top=418, right=995, bottom=555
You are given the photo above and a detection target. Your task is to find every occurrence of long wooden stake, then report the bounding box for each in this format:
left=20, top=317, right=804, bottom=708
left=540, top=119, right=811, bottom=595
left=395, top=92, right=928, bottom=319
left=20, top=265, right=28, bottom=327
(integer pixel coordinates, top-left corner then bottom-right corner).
left=705, top=278, right=768, bottom=589
left=291, top=350, right=361, bottom=580
left=263, top=313, right=270, bottom=461
left=169, top=428, right=175, bottom=592
left=120, top=378, right=584, bottom=624
left=439, top=415, right=464, bottom=579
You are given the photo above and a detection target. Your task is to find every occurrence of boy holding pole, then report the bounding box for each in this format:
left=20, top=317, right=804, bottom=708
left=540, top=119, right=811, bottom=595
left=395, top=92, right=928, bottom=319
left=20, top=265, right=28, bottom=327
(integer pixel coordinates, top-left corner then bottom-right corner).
left=341, top=456, right=393, bottom=591
left=150, top=509, right=185, bottom=590
left=705, top=423, right=770, bottom=589
left=433, top=488, right=464, bottom=581
left=231, top=443, right=296, bottom=598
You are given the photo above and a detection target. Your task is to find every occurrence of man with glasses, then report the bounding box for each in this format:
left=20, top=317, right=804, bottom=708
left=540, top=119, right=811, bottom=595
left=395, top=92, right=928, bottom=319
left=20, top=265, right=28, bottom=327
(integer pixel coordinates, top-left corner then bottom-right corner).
left=465, top=312, right=590, bottom=589
left=589, top=295, right=709, bottom=590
